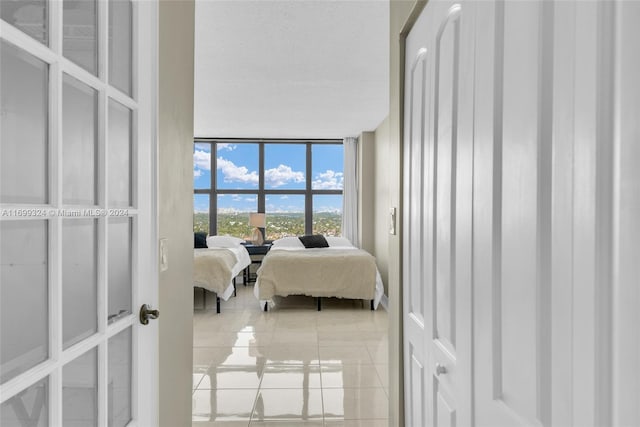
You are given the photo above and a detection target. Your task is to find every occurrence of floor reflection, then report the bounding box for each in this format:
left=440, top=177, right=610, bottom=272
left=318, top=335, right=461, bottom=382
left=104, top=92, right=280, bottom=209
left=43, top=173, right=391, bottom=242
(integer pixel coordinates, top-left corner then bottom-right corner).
left=192, top=285, right=389, bottom=425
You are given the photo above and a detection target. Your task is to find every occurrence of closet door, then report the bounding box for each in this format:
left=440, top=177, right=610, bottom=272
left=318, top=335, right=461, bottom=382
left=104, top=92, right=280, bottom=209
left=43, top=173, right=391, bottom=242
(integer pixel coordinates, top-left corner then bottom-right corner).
left=403, top=1, right=475, bottom=426
left=405, top=1, right=640, bottom=426
left=472, top=1, right=550, bottom=425
left=472, top=1, right=637, bottom=426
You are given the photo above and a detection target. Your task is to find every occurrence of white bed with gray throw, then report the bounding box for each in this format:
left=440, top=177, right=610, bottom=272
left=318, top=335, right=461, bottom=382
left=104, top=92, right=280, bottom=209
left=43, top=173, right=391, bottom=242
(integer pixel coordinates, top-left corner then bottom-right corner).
left=194, top=235, right=251, bottom=312
left=254, top=236, right=384, bottom=311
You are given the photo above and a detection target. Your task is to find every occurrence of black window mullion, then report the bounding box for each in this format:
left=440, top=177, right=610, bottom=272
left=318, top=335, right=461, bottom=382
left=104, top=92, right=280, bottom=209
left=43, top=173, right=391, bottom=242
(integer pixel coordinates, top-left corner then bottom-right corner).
left=305, top=143, right=312, bottom=235
left=210, top=142, right=216, bottom=235
left=216, top=189, right=259, bottom=195
left=258, top=143, right=265, bottom=212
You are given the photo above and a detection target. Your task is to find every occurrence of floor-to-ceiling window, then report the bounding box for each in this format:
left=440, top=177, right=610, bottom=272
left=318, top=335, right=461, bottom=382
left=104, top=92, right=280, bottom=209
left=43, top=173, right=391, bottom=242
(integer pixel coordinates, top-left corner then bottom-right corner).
left=193, top=139, right=343, bottom=239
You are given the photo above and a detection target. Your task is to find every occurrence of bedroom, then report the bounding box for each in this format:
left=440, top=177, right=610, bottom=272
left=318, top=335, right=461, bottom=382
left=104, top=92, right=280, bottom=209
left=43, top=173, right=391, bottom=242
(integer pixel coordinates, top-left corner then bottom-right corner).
left=188, top=0, right=391, bottom=422
left=1, top=0, right=639, bottom=426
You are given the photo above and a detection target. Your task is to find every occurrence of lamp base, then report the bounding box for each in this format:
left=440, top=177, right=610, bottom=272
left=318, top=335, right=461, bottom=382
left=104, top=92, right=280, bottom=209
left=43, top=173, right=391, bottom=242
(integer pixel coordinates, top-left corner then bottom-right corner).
left=251, top=227, right=264, bottom=245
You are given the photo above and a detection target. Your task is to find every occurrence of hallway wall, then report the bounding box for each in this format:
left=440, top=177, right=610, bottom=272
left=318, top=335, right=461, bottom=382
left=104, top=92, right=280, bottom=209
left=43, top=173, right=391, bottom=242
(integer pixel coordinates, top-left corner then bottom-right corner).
left=158, top=1, right=195, bottom=426
left=373, top=116, right=390, bottom=292
left=373, top=2, right=418, bottom=426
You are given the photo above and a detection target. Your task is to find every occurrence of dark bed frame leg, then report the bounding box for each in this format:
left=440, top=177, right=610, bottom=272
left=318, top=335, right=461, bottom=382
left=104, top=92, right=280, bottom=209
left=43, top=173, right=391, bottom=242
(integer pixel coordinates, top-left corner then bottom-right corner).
left=370, top=300, right=374, bottom=311
left=233, top=277, right=237, bottom=297
left=317, top=297, right=322, bottom=311
left=263, top=302, right=268, bottom=312
left=216, top=296, right=221, bottom=314
left=203, top=288, right=207, bottom=310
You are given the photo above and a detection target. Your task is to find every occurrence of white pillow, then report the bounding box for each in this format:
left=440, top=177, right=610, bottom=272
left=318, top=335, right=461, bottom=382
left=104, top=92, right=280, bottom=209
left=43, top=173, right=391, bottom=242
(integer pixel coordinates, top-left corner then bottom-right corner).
left=271, top=236, right=305, bottom=248
left=206, top=235, right=244, bottom=248
left=326, top=236, right=353, bottom=247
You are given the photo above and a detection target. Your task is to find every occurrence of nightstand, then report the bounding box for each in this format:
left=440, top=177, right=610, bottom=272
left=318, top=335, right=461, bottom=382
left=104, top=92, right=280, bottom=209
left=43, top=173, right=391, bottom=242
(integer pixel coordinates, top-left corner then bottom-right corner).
left=241, top=242, right=272, bottom=284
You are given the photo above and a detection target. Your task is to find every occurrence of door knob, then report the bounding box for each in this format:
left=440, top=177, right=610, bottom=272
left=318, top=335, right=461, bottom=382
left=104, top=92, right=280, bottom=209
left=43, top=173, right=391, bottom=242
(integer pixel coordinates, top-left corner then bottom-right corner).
left=435, top=363, right=447, bottom=376
left=139, top=304, right=159, bottom=325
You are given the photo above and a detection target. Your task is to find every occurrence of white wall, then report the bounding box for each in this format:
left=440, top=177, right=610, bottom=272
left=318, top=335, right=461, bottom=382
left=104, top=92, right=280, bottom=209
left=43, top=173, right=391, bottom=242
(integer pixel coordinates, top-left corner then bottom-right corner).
left=158, top=1, right=195, bottom=426
left=358, top=131, right=376, bottom=254
left=373, top=117, right=391, bottom=293
left=376, top=2, right=417, bottom=426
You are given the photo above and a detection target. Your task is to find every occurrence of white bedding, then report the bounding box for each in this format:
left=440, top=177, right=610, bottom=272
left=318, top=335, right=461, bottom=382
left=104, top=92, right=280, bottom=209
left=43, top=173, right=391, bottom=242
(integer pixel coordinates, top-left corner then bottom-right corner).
left=228, top=245, right=252, bottom=278
left=194, top=245, right=251, bottom=301
left=254, top=245, right=384, bottom=309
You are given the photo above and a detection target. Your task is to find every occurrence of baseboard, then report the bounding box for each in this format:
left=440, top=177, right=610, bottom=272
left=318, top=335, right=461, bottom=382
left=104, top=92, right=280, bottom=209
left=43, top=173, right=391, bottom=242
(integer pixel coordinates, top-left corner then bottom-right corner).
left=380, top=293, right=389, bottom=311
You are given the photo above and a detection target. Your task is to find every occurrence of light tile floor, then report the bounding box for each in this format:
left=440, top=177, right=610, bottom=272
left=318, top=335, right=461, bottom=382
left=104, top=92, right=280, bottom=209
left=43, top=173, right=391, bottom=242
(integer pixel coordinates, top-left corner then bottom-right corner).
left=192, top=282, right=389, bottom=427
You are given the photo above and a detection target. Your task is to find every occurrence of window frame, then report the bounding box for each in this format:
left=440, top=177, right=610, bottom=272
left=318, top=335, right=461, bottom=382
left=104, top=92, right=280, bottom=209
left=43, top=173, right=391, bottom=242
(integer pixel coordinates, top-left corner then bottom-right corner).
left=194, top=138, right=343, bottom=237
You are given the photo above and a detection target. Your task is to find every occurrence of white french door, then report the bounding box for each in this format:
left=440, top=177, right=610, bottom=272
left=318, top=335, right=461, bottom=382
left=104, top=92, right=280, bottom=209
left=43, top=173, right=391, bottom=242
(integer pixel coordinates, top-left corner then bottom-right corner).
left=0, top=1, right=158, bottom=426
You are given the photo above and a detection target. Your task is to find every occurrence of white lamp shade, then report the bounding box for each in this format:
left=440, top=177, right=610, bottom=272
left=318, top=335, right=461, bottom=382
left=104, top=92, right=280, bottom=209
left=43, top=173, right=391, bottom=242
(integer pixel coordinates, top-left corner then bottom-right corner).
left=249, top=212, right=266, bottom=228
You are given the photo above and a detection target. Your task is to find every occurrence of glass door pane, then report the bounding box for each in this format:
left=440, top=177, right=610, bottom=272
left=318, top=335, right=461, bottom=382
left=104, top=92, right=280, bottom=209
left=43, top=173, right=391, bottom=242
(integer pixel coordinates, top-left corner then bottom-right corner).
left=63, top=0, right=98, bottom=74
left=63, top=74, right=98, bottom=205
left=0, top=377, right=49, bottom=426
left=108, top=328, right=132, bottom=427
left=108, top=100, right=133, bottom=207
left=0, top=1, right=48, bottom=45
left=109, top=0, right=132, bottom=95
left=108, top=218, right=132, bottom=323
left=62, top=219, right=98, bottom=349
left=0, top=221, right=48, bottom=384
left=0, top=41, right=48, bottom=204
left=63, top=349, right=98, bottom=426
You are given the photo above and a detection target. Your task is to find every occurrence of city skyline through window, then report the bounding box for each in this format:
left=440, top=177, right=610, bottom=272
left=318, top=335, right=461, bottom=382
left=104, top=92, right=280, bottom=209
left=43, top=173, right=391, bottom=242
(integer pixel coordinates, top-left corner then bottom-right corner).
left=193, top=140, right=343, bottom=239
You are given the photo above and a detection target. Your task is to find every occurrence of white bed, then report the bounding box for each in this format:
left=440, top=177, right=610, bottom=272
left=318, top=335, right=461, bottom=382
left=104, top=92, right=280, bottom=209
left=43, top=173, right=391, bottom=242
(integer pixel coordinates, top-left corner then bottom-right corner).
left=194, top=236, right=251, bottom=311
left=254, top=236, right=384, bottom=311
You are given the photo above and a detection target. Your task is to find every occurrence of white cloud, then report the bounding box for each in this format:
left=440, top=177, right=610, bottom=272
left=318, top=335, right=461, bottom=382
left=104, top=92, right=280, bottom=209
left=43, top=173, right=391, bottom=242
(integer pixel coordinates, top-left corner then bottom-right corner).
left=217, top=157, right=259, bottom=185
left=217, top=143, right=236, bottom=152
left=312, top=170, right=344, bottom=190
left=314, top=206, right=342, bottom=214
left=280, top=195, right=289, bottom=200
left=194, top=149, right=211, bottom=170
left=194, top=169, right=202, bottom=178
left=265, top=164, right=305, bottom=187
left=246, top=197, right=256, bottom=202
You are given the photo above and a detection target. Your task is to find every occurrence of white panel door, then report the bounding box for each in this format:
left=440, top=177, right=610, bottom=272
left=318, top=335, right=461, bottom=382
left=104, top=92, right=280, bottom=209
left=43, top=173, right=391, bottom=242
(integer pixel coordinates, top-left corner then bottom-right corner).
left=405, top=1, right=640, bottom=426
left=403, top=7, right=430, bottom=425
left=403, top=1, right=475, bottom=426
left=472, top=1, right=547, bottom=425
left=472, top=1, right=636, bottom=426
left=613, top=3, right=640, bottom=425
left=0, top=1, right=158, bottom=426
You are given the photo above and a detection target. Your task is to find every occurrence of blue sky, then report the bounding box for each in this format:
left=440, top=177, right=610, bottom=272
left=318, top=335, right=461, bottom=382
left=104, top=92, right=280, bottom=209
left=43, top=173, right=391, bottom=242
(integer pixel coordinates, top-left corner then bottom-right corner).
left=194, top=143, right=343, bottom=213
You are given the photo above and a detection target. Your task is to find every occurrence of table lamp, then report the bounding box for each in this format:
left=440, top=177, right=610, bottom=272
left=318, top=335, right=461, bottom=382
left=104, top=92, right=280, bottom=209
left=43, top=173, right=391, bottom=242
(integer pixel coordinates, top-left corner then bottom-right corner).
left=249, top=212, right=266, bottom=245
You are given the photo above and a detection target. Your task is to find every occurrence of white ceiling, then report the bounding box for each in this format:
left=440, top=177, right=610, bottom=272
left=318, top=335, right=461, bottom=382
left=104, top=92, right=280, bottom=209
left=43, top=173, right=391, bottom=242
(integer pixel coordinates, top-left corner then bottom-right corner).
left=193, top=0, right=389, bottom=139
